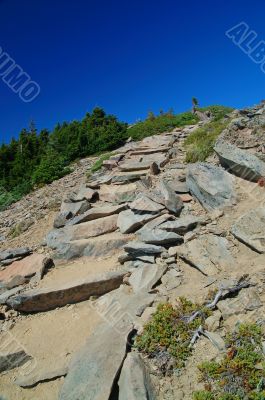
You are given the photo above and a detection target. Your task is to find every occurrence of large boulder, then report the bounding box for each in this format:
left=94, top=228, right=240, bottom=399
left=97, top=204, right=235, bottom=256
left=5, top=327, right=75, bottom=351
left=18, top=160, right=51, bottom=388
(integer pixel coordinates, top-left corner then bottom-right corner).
left=231, top=207, right=265, bottom=253
left=214, top=140, right=265, bottom=182
left=177, top=234, right=235, bottom=276
left=118, top=352, right=156, bottom=400
left=186, top=163, right=235, bottom=211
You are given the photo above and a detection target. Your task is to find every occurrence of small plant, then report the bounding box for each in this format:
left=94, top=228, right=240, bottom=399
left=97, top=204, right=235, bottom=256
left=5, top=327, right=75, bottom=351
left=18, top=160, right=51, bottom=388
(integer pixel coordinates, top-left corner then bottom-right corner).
left=135, top=298, right=212, bottom=374
left=193, top=324, right=265, bottom=400
left=87, top=152, right=116, bottom=176
left=184, top=119, right=230, bottom=163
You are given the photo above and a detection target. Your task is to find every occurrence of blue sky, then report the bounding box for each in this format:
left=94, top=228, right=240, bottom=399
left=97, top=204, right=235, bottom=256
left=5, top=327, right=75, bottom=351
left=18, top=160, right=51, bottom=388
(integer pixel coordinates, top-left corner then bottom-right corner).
left=0, top=0, right=265, bottom=143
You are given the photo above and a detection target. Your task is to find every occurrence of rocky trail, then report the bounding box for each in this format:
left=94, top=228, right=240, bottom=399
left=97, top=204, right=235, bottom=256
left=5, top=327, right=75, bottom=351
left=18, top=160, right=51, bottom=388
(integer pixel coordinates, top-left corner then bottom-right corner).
left=1, top=103, right=265, bottom=399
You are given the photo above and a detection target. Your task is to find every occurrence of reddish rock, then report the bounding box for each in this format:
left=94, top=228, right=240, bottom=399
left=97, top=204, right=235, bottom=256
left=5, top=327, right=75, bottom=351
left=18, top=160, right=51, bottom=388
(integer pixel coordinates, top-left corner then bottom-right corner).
left=0, top=254, right=53, bottom=289
left=179, top=194, right=193, bottom=202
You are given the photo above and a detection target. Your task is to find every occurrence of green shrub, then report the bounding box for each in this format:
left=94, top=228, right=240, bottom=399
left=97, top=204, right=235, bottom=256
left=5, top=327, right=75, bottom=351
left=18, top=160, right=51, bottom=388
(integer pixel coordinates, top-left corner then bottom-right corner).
left=89, top=152, right=115, bottom=174
left=135, top=298, right=211, bottom=372
left=184, top=120, right=229, bottom=163
left=198, top=105, right=234, bottom=121
left=128, top=112, right=199, bottom=140
left=193, top=324, right=265, bottom=400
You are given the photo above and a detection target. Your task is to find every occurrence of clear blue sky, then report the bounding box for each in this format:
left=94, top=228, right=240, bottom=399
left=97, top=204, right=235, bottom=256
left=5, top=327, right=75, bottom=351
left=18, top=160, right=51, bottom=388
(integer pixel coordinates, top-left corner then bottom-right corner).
left=0, top=0, right=265, bottom=143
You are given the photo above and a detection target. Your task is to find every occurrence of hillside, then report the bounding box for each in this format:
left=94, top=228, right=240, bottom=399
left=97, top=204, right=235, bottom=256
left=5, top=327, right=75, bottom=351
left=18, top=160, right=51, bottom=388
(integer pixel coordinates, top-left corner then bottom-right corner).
left=0, top=102, right=265, bottom=400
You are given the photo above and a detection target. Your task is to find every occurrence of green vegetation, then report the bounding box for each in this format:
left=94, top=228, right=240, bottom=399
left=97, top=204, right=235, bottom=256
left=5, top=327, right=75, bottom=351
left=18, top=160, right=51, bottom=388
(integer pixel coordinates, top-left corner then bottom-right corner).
left=135, top=298, right=211, bottom=373
left=128, top=111, right=199, bottom=140
left=193, top=324, right=265, bottom=400
left=198, top=105, right=234, bottom=121
left=184, top=119, right=229, bottom=163
left=0, top=108, right=127, bottom=210
left=0, top=104, right=233, bottom=210
left=89, top=152, right=116, bottom=174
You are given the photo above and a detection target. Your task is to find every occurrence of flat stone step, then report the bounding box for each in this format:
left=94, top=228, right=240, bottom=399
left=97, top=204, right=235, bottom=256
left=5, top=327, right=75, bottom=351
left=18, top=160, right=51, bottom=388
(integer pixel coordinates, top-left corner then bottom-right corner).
left=129, top=147, right=170, bottom=156
left=7, top=270, right=126, bottom=312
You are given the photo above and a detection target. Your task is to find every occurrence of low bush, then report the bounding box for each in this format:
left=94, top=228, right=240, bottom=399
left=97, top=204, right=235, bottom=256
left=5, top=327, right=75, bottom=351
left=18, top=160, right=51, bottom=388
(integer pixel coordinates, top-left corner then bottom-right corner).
left=193, top=324, right=265, bottom=400
left=135, top=298, right=211, bottom=373
left=184, top=120, right=229, bottom=163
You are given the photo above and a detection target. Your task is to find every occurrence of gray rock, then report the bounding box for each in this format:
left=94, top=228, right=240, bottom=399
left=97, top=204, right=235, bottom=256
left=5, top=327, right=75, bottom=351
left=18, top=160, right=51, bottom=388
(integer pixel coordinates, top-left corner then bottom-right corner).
left=186, top=163, right=235, bottom=211
left=217, top=287, right=262, bottom=318
left=0, top=285, right=24, bottom=304
left=0, top=350, right=32, bottom=373
left=100, top=183, right=139, bottom=204
left=137, top=228, right=183, bottom=246
left=177, top=234, right=235, bottom=276
left=60, top=200, right=91, bottom=217
left=67, top=204, right=127, bottom=226
left=118, top=352, right=156, bottom=400
left=159, top=215, right=203, bottom=235
left=54, top=233, right=132, bottom=260
left=156, top=179, right=184, bottom=215
left=68, top=185, right=98, bottom=202
left=214, top=140, right=265, bottom=181
left=15, top=365, right=68, bottom=387
left=111, top=172, right=147, bottom=184
left=47, top=215, right=118, bottom=249
left=117, top=209, right=159, bottom=234
left=124, top=241, right=165, bottom=257
left=0, top=247, right=31, bottom=263
left=130, top=195, right=165, bottom=213
left=59, top=287, right=155, bottom=400
left=7, top=270, right=126, bottom=312
left=231, top=207, right=265, bottom=253
left=128, top=264, right=167, bottom=293
left=53, top=211, right=73, bottom=228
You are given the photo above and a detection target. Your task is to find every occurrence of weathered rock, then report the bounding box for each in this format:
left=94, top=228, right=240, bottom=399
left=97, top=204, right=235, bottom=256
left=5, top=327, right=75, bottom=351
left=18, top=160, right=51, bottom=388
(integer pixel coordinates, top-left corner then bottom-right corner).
left=117, top=209, right=159, bottom=234
left=177, top=234, right=235, bottom=276
left=137, top=214, right=175, bottom=233
left=0, top=254, right=54, bottom=289
left=0, top=349, right=32, bottom=373
left=118, top=253, right=155, bottom=264
left=130, top=195, right=165, bottom=213
left=54, top=233, right=133, bottom=260
left=186, top=163, right=235, bottom=211
left=60, top=200, right=91, bottom=219
left=0, top=247, right=31, bottom=263
left=7, top=270, right=126, bottom=312
left=111, top=172, right=146, bottom=184
left=156, top=179, right=184, bottom=215
left=128, top=264, right=167, bottom=293
left=214, top=140, right=265, bottom=181
left=137, top=228, right=183, bottom=246
left=15, top=365, right=68, bottom=387
left=66, top=204, right=127, bottom=226
left=68, top=185, right=98, bottom=202
left=47, top=214, right=118, bottom=249
left=124, top=241, right=165, bottom=257
left=159, top=215, right=203, bottom=235
left=169, top=181, right=189, bottom=193
left=0, top=285, right=24, bottom=304
left=231, top=207, right=265, bottom=253
left=118, top=352, right=156, bottom=400
left=59, top=287, right=155, bottom=400
left=53, top=211, right=73, bottom=229
left=99, top=183, right=138, bottom=203
left=217, top=287, right=262, bottom=318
